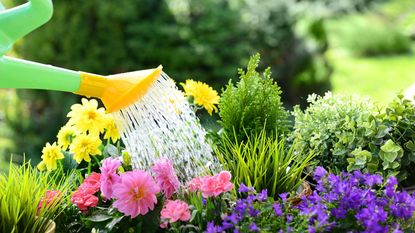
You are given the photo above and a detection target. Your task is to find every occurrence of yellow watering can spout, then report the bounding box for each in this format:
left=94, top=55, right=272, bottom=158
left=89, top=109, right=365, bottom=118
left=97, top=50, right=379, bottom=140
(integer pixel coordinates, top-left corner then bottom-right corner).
left=77, top=65, right=163, bottom=113
left=0, top=0, right=164, bottom=113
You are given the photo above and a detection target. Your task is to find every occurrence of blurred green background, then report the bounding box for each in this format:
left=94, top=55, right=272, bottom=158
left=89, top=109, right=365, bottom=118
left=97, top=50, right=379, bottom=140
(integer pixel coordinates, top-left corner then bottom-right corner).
left=0, top=0, right=414, bottom=170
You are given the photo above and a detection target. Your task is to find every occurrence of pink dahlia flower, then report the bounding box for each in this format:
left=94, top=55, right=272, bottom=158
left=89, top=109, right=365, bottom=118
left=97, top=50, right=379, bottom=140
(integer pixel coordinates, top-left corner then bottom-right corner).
left=81, top=172, right=101, bottom=193
left=200, top=171, right=233, bottom=198
left=71, top=172, right=101, bottom=211
left=71, top=187, right=99, bottom=211
left=152, top=159, right=180, bottom=198
left=100, top=157, right=121, bottom=199
left=188, top=177, right=203, bottom=192
left=161, top=200, right=191, bottom=223
left=112, top=170, right=160, bottom=218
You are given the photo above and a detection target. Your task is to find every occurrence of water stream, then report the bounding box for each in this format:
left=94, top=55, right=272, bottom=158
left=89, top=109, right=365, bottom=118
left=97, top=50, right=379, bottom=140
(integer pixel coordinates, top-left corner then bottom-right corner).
left=112, top=72, right=218, bottom=181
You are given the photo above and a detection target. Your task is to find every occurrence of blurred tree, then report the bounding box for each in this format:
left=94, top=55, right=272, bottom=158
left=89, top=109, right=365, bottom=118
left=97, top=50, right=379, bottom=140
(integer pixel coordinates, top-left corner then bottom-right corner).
left=1, top=0, right=380, bottom=162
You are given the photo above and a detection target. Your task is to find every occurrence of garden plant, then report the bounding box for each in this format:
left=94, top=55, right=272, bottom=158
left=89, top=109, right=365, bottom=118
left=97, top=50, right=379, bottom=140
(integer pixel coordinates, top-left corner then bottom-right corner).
left=0, top=54, right=414, bottom=232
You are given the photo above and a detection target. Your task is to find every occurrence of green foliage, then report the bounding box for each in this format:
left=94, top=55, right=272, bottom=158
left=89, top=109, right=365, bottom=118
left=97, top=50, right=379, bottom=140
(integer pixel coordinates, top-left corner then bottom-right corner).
left=292, top=92, right=376, bottom=172
left=293, top=92, right=415, bottom=184
left=216, top=128, right=315, bottom=198
left=343, top=95, right=415, bottom=181
left=380, top=0, right=415, bottom=38
left=81, top=200, right=163, bottom=233
left=0, top=89, right=77, bottom=166
left=178, top=192, right=232, bottom=233
left=0, top=160, right=72, bottom=233
left=368, top=94, right=415, bottom=183
left=329, top=15, right=411, bottom=56
left=219, top=54, right=290, bottom=142
left=14, top=0, right=334, bottom=101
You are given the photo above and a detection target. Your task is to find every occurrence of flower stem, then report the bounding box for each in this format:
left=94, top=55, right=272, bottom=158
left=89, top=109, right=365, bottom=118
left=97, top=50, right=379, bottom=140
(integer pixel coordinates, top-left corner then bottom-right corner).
left=87, top=161, right=91, bottom=174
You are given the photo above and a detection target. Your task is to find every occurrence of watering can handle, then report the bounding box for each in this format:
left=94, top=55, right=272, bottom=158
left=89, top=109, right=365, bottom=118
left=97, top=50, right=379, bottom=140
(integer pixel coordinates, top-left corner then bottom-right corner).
left=0, top=0, right=53, bottom=55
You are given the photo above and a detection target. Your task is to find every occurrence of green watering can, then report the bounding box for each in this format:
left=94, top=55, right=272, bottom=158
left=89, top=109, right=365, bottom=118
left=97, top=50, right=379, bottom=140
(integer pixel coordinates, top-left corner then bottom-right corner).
left=0, top=0, right=162, bottom=112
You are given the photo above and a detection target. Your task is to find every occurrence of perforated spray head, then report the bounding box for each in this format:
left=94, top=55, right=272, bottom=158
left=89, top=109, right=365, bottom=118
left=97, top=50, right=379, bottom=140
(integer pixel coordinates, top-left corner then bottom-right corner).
left=77, top=65, right=163, bottom=113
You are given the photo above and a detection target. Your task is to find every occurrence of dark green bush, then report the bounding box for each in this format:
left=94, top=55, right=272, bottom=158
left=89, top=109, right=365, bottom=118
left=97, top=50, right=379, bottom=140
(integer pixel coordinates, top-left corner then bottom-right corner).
left=219, top=54, right=290, bottom=142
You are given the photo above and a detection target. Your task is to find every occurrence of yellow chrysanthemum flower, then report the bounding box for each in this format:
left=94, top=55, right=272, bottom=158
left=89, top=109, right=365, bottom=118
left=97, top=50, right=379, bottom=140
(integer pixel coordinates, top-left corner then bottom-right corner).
left=181, top=80, right=198, bottom=96
left=67, top=98, right=107, bottom=134
left=37, top=161, right=46, bottom=171
left=70, top=134, right=102, bottom=164
left=103, top=115, right=120, bottom=143
left=181, top=80, right=220, bottom=115
left=41, top=142, right=64, bottom=171
left=57, top=125, right=78, bottom=150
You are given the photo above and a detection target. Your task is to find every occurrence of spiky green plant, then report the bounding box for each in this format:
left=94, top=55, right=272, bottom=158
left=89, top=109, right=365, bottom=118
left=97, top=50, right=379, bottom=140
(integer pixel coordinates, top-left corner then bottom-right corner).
left=216, top=129, right=315, bottom=197
left=219, top=53, right=290, bottom=143
left=0, top=160, right=73, bottom=233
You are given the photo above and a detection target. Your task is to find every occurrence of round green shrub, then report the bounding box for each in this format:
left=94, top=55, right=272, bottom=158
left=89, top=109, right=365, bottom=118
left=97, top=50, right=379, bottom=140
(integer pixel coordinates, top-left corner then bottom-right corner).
left=292, top=92, right=376, bottom=172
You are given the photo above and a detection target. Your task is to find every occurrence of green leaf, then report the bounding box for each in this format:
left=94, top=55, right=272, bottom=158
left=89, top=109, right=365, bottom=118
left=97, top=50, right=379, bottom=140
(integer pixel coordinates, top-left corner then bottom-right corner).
left=381, top=140, right=401, bottom=153
left=375, top=125, right=389, bottom=138
left=367, top=163, right=378, bottom=173
left=103, top=144, right=120, bottom=157
left=106, top=216, right=124, bottom=230
left=87, top=213, right=113, bottom=222
left=381, top=151, right=398, bottom=163
left=405, top=141, right=415, bottom=151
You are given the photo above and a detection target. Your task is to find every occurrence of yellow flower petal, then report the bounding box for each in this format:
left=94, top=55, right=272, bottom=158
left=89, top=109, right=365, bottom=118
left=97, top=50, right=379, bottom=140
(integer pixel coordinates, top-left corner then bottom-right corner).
left=57, top=125, right=78, bottom=150
left=181, top=80, right=220, bottom=115
left=70, top=134, right=102, bottom=164
left=41, top=142, right=64, bottom=171
left=103, top=115, right=120, bottom=143
left=67, top=98, right=107, bottom=134
left=37, top=161, right=46, bottom=171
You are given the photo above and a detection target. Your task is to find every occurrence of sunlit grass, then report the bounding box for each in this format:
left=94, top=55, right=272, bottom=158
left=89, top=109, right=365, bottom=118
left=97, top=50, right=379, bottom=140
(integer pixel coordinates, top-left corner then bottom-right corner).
left=329, top=50, right=415, bottom=107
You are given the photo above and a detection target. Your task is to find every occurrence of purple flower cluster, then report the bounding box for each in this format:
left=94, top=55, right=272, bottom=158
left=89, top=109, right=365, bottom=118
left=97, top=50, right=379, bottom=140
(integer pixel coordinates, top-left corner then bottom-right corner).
left=205, top=168, right=415, bottom=233
left=299, top=167, right=415, bottom=232
left=206, top=184, right=268, bottom=233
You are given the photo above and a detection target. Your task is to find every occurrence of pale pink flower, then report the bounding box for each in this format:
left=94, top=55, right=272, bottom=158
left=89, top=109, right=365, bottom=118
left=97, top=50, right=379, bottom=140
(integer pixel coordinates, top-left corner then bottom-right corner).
left=216, top=171, right=233, bottom=192
left=71, top=172, right=101, bottom=211
left=112, top=170, right=160, bottom=218
left=152, top=159, right=180, bottom=198
left=188, top=177, right=203, bottom=192
left=161, top=200, right=191, bottom=224
left=200, top=171, right=233, bottom=198
left=160, top=222, right=168, bottom=228
left=71, top=187, right=99, bottom=211
left=100, top=157, right=121, bottom=199
left=81, top=172, right=101, bottom=193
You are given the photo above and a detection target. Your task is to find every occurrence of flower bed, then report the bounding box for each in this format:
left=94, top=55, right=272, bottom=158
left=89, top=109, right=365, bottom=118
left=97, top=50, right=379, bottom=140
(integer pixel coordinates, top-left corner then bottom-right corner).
left=2, top=54, right=415, bottom=232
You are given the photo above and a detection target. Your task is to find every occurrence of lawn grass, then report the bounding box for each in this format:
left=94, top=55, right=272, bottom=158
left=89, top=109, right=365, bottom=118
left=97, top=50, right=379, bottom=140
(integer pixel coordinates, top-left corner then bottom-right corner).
left=329, top=51, right=415, bottom=107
